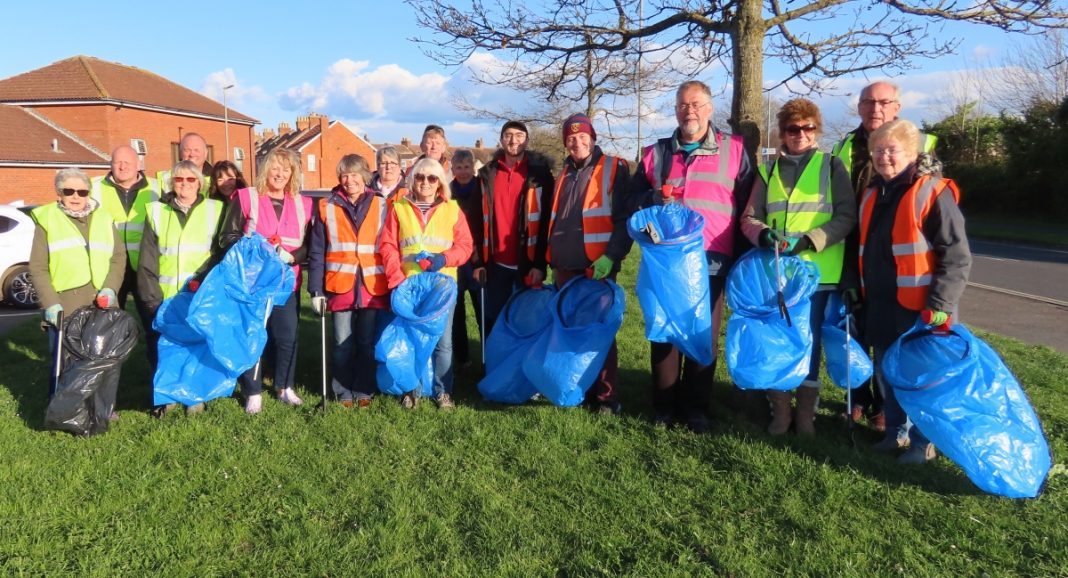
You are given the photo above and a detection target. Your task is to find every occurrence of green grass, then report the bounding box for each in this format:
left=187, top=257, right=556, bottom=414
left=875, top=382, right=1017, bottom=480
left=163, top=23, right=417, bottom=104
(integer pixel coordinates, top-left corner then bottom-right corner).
left=965, top=213, right=1068, bottom=247
left=1, top=258, right=1066, bottom=576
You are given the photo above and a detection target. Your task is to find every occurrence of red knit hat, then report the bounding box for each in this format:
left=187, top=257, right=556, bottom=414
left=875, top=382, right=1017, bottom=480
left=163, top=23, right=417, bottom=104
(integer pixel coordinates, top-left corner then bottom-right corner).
left=562, top=113, right=596, bottom=143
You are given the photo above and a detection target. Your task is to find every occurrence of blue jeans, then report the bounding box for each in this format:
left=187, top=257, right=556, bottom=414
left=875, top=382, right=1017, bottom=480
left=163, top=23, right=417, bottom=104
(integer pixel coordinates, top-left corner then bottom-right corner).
left=239, top=291, right=299, bottom=396
left=873, top=347, right=931, bottom=449
left=801, top=290, right=832, bottom=388
left=432, top=307, right=455, bottom=398
left=331, top=308, right=379, bottom=401
left=452, top=263, right=482, bottom=364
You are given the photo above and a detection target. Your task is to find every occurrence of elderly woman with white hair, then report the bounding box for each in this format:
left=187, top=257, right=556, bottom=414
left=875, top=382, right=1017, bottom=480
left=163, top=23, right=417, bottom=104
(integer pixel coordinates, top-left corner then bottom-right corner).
left=138, top=160, right=225, bottom=415
left=857, top=118, right=971, bottom=465
left=379, top=157, right=473, bottom=409
left=29, top=168, right=126, bottom=406
left=218, top=148, right=313, bottom=414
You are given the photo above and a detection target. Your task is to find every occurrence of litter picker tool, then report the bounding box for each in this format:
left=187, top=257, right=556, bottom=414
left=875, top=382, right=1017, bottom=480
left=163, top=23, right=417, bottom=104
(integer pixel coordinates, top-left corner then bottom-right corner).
left=48, top=310, right=64, bottom=399
left=479, top=282, right=486, bottom=371
left=845, top=309, right=856, bottom=445
left=319, top=306, right=328, bottom=412
left=771, top=219, right=792, bottom=327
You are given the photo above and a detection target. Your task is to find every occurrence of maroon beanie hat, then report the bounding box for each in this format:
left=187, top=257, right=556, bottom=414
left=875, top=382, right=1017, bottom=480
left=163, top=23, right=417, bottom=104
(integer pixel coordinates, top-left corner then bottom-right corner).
left=562, top=113, right=596, bottom=143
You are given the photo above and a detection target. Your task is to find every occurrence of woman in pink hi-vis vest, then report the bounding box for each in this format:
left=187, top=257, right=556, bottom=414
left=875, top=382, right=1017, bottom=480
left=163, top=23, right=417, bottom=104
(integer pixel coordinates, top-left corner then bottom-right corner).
left=218, top=148, right=313, bottom=415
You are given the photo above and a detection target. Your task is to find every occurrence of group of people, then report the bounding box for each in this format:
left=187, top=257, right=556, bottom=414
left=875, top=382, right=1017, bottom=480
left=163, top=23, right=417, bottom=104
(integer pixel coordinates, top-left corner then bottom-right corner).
left=29, top=78, right=971, bottom=466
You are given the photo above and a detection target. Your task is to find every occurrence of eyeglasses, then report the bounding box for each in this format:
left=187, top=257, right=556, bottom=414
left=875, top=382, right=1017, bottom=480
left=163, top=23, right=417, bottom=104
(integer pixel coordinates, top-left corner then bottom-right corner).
left=379, top=161, right=399, bottom=169
left=859, top=98, right=898, bottom=108
left=675, top=102, right=710, bottom=112
left=174, top=176, right=199, bottom=184
left=215, top=175, right=235, bottom=183
left=784, top=124, right=818, bottom=136
left=60, top=188, right=90, bottom=197
left=414, top=174, right=440, bottom=184
left=872, top=147, right=905, bottom=158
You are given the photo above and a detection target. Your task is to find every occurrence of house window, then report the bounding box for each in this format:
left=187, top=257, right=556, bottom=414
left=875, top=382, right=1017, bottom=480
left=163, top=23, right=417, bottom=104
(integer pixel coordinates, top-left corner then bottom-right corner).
left=308, top=154, right=317, bottom=172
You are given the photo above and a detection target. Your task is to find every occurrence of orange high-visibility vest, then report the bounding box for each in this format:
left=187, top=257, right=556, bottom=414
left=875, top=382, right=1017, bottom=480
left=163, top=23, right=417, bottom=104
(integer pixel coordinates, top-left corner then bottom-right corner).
left=858, top=174, right=961, bottom=310
left=546, top=154, right=625, bottom=263
left=319, top=195, right=388, bottom=296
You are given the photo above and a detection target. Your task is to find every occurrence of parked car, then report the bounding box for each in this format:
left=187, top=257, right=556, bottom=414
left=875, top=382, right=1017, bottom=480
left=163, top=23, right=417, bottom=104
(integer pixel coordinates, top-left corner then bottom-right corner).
left=0, top=204, right=38, bottom=308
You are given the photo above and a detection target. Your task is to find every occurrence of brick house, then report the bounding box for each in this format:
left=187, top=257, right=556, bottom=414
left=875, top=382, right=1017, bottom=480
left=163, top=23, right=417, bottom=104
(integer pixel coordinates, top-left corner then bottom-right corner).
left=0, top=55, right=258, bottom=205
left=256, top=113, right=377, bottom=190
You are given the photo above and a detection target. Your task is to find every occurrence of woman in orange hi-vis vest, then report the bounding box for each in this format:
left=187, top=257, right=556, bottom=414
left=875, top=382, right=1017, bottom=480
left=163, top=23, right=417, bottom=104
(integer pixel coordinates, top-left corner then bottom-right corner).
left=307, top=155, right=390, bottom=409
left=857, top=119, right=972, bottom=466
left=380, top=158, right=473, bottom=410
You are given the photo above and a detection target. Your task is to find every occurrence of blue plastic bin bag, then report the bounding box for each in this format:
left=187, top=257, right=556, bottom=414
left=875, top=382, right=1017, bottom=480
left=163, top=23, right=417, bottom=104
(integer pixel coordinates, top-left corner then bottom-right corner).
left=376, top=273, right=457, bottom=397
left=477, top=286, right=557, bottom=404
left=726, top=248, right=820, bottom=390
left=153, top=234, right=293, bottom=406
left=627, top=205, right=713, bottom=364
left=883, top=321, right=1052, bottom=498
left=822, top=292, right=873, bottom=389
left=522, top=277, right=625, bottom=406
left=188, top=234, right=294, bottom=372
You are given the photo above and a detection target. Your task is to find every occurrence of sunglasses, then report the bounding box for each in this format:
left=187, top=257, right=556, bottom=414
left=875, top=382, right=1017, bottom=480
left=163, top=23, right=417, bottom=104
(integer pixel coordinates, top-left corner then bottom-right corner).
left=414, top=174, right=440, bottom=184
left=174, top=176, right=199, bottom=184
left=61, top=188, right=90, bottom=197
left=784, top=124, right=818, bottom=136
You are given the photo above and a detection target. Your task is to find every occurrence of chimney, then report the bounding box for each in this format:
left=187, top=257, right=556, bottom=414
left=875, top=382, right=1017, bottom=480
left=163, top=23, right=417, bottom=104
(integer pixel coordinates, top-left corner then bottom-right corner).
left=278, top=122, right=292, bottom=136
left=401, top=137, right=411, bottom=147
left=262, top=128, right=275, bottom=140
left=314, top=112, right=329, bottom=134
left=475, top=138, right=483, bottom=149
left=296, top=115, right=310, bottom=131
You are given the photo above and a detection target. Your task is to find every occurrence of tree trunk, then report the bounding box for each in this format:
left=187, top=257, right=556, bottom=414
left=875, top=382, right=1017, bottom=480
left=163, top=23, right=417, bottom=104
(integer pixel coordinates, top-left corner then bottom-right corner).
left=730, top=0, right=766, bottom=157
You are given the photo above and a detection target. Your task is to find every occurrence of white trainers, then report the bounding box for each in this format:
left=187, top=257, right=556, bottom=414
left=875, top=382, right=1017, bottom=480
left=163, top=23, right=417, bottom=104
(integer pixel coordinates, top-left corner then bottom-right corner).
left=278, top=388, right=303, bottom=406
left=245, top=394, right=263, bottom=415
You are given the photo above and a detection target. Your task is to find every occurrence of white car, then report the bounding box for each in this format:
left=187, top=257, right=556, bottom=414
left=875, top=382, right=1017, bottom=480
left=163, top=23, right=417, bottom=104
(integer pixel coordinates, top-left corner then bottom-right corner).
left=0, top=204, right=39, bottom=309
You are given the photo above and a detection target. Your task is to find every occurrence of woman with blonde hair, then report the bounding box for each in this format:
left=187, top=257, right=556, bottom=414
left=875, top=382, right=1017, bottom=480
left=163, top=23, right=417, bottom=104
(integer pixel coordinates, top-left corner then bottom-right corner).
left=218, top=147, right=313, bottom=414
left=379, top=157, right=473, bottom=409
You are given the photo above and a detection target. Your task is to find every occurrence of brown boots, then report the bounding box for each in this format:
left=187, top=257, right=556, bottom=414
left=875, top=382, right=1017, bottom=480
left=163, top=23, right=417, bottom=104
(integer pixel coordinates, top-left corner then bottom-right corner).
left=767, top=391, right=793, bottom=435
left=766, top=387, right=820, bottom=436
left=794, top=386, right=820, bottom=436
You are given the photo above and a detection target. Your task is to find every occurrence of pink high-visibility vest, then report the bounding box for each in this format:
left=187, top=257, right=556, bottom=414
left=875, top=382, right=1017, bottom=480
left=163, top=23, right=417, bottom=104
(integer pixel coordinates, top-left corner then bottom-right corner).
left=237, top=187, right=313, bottom=291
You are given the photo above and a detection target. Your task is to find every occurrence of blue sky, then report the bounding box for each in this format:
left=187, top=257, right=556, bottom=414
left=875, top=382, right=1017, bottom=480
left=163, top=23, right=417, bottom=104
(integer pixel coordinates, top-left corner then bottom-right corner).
left=1, top=1, right=1025, bottom=155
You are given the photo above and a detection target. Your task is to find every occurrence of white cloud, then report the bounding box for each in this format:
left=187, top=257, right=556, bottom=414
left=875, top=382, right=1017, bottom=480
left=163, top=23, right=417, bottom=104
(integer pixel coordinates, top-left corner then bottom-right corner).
left=200, top=68, right=269, bottom=105
left=279, top=58, right=450, bottom=122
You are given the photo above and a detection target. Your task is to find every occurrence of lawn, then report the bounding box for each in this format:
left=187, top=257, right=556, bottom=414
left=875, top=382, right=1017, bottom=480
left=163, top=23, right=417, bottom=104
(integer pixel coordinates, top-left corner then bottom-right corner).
left=0, top=257, right=1065, bottom=576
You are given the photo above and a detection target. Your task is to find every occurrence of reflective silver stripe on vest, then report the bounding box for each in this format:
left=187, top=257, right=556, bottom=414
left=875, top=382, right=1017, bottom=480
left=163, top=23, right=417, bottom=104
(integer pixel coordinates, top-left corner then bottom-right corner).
left=159, top=242, right=213, bottom=256
left=48, top=237, right=87, bottom=252
left=87, top=242, right=112, bottom=251
left=158, top=275, right=181, bottom=285
left=913, top=178, right=941, bottom=217
left=684, top=198, right=732, bottom=214
left=399, top=235, right=452, bottom=249
left=584, top=157, right=615, bottom=217
left=125, top=242, right=140, bottom=251
left=892, top=240, right=932, bottom=256
left=364, top=265, right=384, bottom=275
left=245, top=187, right=260, bottom=235
left=766, top=153, right=833, bottom=215
left=898, top=274, right=932, bottom=287
left=325, top=262, right=360, bottom=274
left=584, top=232, right=612, bottom=244
left=357, top=244, right=376, bottom=252
left=124, top=222, right=145, bottom=233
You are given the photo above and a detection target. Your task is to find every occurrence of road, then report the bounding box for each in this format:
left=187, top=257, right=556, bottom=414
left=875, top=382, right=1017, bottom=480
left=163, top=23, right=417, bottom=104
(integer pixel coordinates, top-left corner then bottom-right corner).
left=961, top=239, right=1068, bottom=354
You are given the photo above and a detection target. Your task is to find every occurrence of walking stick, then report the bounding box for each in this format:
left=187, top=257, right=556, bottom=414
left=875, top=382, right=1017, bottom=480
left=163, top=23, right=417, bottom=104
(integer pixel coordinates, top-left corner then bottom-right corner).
left=319, top=307, right=328, bottom=412
left=48, top=310, right=64, bottom=400
left=479, top=282, right=486, bottom=370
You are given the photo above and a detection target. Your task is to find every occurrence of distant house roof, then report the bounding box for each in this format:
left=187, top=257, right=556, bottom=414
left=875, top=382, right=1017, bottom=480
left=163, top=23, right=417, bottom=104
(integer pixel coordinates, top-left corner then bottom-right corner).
left=0, top=104, right=109, bottom=167
left=0, top=55, right=258, bottom=125
left=257, top=119, right=377, bottom=164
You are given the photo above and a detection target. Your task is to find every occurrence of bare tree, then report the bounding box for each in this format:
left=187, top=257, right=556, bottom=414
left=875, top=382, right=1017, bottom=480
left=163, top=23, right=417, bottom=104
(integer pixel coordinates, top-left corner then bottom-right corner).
left=407, top=0, right=1068, bottom=155
left=987, top=29, right=1068, bottom=112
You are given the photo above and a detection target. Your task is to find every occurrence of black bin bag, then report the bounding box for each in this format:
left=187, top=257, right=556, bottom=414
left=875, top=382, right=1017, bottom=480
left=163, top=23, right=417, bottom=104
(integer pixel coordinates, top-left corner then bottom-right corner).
left=43, top=307, right=139, bottom=436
